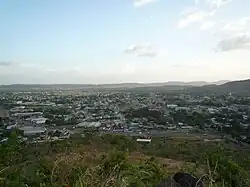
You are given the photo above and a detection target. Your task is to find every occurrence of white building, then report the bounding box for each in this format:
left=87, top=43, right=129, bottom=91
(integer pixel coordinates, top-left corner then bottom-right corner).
left=6, top=124, right=17, bottom=130
left=181, top=126, right=193, bottom=129
left=13, top=112, right=43, bottom=117
left=30, top=117, right=47, bottom=124
left=76, top=122, right=101, bottom=128
left=167, top=104, right=178, bottom=109
left=10, top=106, right=25, bottom=112
left=19, top=126, right=47, bottom=136
left=136, top=138, right=151, bottom=143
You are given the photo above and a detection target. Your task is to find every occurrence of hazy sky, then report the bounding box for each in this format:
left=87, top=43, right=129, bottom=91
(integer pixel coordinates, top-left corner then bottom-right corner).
left=1, top=0, right=250, bottom=84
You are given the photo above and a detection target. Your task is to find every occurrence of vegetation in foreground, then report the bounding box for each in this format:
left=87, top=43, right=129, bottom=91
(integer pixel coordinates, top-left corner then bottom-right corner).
left=0, top=131, right=250, bottom=187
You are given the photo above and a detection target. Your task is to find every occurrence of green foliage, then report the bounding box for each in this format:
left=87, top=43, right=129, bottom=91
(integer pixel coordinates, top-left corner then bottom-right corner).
left=0, top=131, right=23, bottom=167
left=206, top=147, right=250, bottom=187
left=101, top=134, right=139, bottom=151
left=0, top=134, right=250, bottom=187
left=125, top=108, right=164, bottom=124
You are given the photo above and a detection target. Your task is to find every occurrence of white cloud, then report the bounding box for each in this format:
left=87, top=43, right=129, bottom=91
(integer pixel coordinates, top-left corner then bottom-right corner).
left=125, top=43, right=158, bottom=57
left=133, top=0, right=156, bottom=7
left=195, top=0, right=232, bottom=8
left=216, top=32, right=250, bottom=52
left=177, top=9, right=215, bottom=28
left=157, top=49, right=168, bottom=57
left=182, top=0, right=232, bottom=29
left=206, top=0, right=232, bottom=8
left=200, top=21, right=216, bottom=30
left=221, top=17, right=250, bottom=35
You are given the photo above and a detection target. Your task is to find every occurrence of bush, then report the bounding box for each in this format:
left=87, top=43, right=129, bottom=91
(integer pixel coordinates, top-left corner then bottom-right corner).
left=0, top=134, right=250, bottom=187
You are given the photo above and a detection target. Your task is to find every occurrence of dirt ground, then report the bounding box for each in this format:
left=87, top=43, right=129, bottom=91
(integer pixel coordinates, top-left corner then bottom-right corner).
left=48, top=143, right=201, bottom=175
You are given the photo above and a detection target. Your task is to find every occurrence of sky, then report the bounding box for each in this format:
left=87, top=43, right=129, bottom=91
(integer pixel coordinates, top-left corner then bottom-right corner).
left=0, top=0, right=250, bottom=84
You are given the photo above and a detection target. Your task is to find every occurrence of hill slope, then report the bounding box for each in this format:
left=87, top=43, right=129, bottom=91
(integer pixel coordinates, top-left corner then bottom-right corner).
left=187, top=79, right=250, bottom=94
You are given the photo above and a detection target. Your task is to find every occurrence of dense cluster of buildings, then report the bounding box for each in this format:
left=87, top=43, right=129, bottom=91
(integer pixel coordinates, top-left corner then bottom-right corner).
left=0, top=90, right=250, bottom=144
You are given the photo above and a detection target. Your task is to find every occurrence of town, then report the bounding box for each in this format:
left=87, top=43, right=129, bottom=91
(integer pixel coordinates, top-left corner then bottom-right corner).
left=1, top=89, right=250, bottom=145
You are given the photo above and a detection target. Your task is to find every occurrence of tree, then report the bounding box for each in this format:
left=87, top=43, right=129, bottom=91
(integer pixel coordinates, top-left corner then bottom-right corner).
left=0, top=130, right=23, bottom=167
left=0, top=117, right=3, bottom=127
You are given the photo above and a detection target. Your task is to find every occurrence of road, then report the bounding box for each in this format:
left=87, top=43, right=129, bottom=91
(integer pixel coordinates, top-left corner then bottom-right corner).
left=100, top=130, right=223, bottom=139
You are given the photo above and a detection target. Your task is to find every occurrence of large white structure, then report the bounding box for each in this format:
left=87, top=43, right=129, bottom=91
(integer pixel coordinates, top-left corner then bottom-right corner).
left=136, top=138, right=151, bottom=143
left=13, top=112, right=43, bottom=117
left=76, top=122, right=101, bottom=128
left=136, top=135, right=152, bottom=143
left=19, top=126, right=47, bottom=136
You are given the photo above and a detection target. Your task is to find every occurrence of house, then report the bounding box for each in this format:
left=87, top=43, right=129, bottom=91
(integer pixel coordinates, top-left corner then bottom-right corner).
left=30, top=117, right=47, bottom=124
left=167, top=104, right=178, bottom=109
left=0, top=138, right=8, bottom=143
left=208, top=108, right=218, bottom=114
left=240, top=123, right=250, bottom=129
left=6, top=124, right=17, bottom=130
left=167, top=125, right=177, bottom=130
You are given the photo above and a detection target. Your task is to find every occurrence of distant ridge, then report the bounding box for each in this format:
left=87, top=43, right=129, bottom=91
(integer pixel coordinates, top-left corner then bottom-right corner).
left=187, top=79, right=250, bottom=94
left=0, top=80, right=237, bottom=92
left=0, top=80, right=229, bottom=90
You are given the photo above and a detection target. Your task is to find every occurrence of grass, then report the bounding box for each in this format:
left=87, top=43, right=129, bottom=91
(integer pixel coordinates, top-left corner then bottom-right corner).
left=32, top=149, right=246, bottom=187
left=45, top=153, right=235, bottom=187
left=1, top=134, right=250, bottom=187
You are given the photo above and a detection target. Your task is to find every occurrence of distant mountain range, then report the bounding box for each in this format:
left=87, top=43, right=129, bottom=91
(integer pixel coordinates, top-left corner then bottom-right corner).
left=0, top=80, right=229, bottom=89
left=187, top=79, right=250, bottom=94
left=1, top=79, right=250, bottom=94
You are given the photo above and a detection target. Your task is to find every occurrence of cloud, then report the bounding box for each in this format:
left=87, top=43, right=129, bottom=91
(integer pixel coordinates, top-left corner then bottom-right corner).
left=200, top=21, right=216, bottom=30
left=216, top=32, right=250, bottom=52
left=177, top=9, right=215, bottom=28
left=133, top=0, right=156, bottom=7
left=125, top=43, right=157, bottom=57
left=195, top=0, right=232, bottom=8
left=180, top=0, right=232, bottom=28
left=0, top=61, right=12, bottom=66
left=172, top=64, right=203, bottom=69
left=206, top=0, right=232, bottom=8
left=221, top=17, right=250, bottom=35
